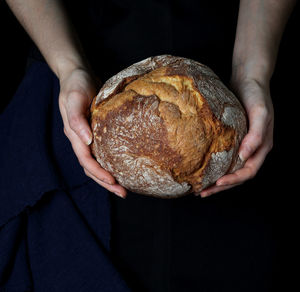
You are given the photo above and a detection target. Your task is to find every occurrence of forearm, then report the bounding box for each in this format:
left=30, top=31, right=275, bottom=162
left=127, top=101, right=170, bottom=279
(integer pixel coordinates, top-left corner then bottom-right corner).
left=232, top=0, right=297, bottom=85
left=5, top=0, right=89, bottom=79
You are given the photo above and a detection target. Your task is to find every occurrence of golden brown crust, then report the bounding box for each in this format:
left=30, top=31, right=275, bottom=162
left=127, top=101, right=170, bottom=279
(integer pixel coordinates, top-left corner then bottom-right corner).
left=90, top=55, right=247, bottom=198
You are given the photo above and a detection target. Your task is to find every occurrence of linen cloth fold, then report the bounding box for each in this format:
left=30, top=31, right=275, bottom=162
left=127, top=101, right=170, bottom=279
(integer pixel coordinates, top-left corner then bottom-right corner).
left=0, top=59, right=131, bottom=291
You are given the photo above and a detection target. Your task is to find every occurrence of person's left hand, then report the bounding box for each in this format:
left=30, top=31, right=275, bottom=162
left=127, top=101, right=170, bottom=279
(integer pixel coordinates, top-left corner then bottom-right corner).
left=198, top=78, right=274, bottom=198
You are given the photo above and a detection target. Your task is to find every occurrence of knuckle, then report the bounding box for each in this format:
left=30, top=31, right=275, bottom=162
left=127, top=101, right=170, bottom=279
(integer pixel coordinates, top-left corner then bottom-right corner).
left=78, top=158, right=84, bottom=168
left=253, top=104, right=268, bottom=117
left=78, top=153, right=90, bottom=168
left=68, top=90, right=83, bottom=100
left=251, top=132, right=263, bottom=145
left=58, top=94, right=67, bottom=106
left=248, top=173, right=255, bottom=180
left=247, top=168, right=257, bottom=180
left=83, top=168, right=90, bottom=177
left=68, top=114, right=81, bottom=130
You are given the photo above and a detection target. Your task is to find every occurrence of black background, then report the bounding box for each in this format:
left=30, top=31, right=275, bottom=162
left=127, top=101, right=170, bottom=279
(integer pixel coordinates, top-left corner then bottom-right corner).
left=1, top=1, right=299, bottom=291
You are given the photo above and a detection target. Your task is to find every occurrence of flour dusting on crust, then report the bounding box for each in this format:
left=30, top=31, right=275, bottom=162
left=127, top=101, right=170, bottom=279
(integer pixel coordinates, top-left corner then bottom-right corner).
left=91, top=55, right=248, bottom=198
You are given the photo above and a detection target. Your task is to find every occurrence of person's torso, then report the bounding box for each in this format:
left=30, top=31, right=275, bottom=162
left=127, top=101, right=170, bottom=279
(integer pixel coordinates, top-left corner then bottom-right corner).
left=47, top=0, right=240, bottom=82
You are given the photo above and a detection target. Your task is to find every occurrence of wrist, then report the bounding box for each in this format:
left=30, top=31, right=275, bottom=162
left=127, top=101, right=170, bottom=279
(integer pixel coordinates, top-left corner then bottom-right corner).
left=52, top=32, right=92, bottom=80
left=55, top=53, right=91, bottom=81
left=229, top=72, right=271, bottom=109
left=231, top=57, right=273, bottom=88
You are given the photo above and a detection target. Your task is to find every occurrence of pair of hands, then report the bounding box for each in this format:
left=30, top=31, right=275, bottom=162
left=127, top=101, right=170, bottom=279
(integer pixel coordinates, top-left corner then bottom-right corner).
left=58, top=67, right=274, bottom=199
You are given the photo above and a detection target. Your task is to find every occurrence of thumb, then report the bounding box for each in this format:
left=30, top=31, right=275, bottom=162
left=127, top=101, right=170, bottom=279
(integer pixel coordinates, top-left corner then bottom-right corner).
left=66, top=91, right=93, bottom=145
left=238, top=106, right=267, bottom=161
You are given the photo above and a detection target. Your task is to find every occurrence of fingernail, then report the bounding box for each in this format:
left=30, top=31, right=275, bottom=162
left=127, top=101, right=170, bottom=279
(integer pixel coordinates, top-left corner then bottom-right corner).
left=86, top=136, right=93, bottom=145
left=115, top=192, right=125, bottom=199
left=102, top=179, right=113, bottom=185
left=239, top=145, right=252, bottom=161
left=238, top=151, right=246, bottom=162
left=216, top=181, right=224, bottom=186
left=83, top=131, right=93, bottom=145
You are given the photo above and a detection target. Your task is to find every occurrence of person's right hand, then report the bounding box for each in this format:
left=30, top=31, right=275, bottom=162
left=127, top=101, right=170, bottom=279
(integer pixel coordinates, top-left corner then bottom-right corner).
left=58, top=67, right=127, bottom=199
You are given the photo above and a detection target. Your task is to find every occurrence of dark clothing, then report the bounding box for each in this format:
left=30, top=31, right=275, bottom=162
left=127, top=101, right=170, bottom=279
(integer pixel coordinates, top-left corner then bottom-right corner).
left=0, top=1, right=279, bottom=291
left=31, top=0, right=240, bottom=82
left=0, top=61, right=130, bottom=291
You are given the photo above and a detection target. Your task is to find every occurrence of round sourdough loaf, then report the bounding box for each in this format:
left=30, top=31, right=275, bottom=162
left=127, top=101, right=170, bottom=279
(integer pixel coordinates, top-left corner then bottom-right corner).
left=90, top=55, right=247, bottom=198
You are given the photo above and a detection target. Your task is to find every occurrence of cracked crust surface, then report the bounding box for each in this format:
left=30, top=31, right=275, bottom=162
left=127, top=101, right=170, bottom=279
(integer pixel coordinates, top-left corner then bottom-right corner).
left=90, top=55, right=247, bottom=198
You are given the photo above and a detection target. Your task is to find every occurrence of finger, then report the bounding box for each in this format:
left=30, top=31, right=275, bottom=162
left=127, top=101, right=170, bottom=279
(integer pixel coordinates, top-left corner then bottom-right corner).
left=84, top=168, right=127, bottom=199
left=198, top=182, right=242, bottom=198
left=216, top=142, right=271, bottom=186
left=238, top=107, right=269, bottom=162
left=65, top=91, right=93, bottom=145
left=68, top=129, right=116, bottom=185
left=61, top=105, right=116, bottom=185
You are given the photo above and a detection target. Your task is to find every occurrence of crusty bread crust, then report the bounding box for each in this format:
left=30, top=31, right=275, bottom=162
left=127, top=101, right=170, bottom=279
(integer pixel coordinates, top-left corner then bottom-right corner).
left=90, top=55, right=247, bottom=198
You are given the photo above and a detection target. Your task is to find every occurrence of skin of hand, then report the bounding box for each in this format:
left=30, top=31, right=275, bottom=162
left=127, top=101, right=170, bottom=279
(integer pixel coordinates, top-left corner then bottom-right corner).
left=198, top=0, right=296, bottom=198
left=199, top=78, right=274, bottom=198
left=58, top=68, right=128, bottom=199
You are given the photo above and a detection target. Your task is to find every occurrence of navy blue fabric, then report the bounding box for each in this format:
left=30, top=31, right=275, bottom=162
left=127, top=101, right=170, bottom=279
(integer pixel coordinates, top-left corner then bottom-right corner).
left=0, top=60, right=131, bottom=291
left=1, top=1, right=278, bottom=291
